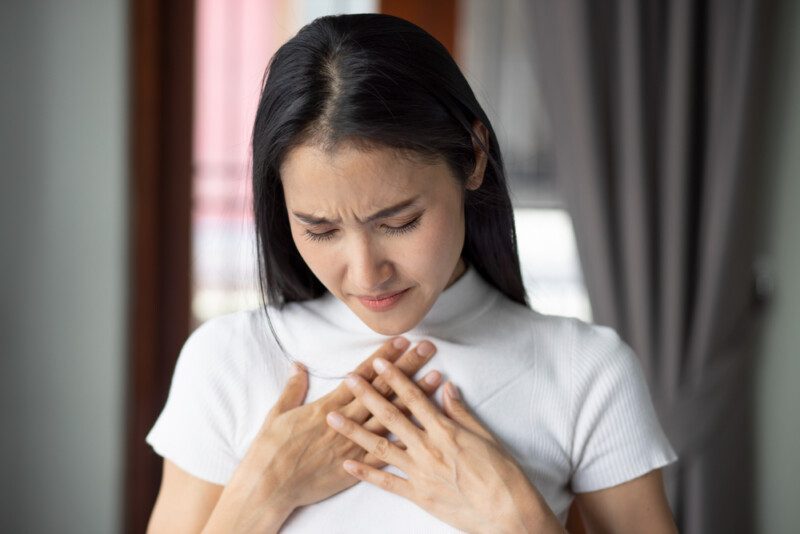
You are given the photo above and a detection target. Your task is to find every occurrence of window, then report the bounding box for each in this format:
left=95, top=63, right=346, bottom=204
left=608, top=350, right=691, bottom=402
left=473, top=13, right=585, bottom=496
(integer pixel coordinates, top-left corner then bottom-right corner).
left=458, top=0, right=591, bottom=321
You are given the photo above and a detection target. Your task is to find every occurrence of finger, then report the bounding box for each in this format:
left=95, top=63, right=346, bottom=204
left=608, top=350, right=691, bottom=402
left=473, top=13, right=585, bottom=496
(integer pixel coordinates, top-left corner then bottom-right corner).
left=325, top=410, right=414, bottom=473
left=326, top=337, right=410, bottom=405
left=442, top=381, right=496, bottom=442
left=343, top=341, right=437, bottom=423
left=342, top=373, right=425, bottom=449
left=367, top=351, right=444, bottom=431
left=362, top=370, right=441, bottom=434
left=265, top=362, right=308, bottom=422
left=341, top=459, right=414, bottom=500
left=363, top=438, right=407, bottom=467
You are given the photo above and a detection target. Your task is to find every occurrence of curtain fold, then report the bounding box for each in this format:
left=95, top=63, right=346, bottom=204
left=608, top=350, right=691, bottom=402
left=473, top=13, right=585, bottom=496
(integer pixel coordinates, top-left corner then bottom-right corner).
left=525, top=1, right=770, bottom=532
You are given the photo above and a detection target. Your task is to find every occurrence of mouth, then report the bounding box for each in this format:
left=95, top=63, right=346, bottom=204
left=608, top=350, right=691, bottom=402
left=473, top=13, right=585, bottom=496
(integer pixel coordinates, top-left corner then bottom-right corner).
left=356, top=288, right=410, bottom=312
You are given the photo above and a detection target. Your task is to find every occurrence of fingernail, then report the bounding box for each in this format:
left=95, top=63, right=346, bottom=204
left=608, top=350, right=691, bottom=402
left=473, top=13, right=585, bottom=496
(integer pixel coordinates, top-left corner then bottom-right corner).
left=446, top=381, right=460, bottom=399
left=345, top=374, right=359, bottom=388
left=393, top=337, right=409, bottom=350
left=343, top=460, right=358, bottom=473
left=373, top=357, right=388, bottom=373
left=327, top=411, right=344, bottom=428
left=417, top=342, right=435, bottom=357
left=424, top=370, right=441, bottom=385
left=292, top=362, right=304, bottom=375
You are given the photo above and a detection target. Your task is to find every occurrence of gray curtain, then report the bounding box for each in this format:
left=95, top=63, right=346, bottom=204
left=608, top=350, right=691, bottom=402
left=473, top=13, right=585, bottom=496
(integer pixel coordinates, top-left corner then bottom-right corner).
left=525, top=1, right=771, bottom=532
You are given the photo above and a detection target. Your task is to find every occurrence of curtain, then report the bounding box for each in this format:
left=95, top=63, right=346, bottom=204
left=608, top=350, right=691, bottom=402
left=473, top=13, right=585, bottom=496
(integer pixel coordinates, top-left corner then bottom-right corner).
left=525, top=1, right=771, bottom=532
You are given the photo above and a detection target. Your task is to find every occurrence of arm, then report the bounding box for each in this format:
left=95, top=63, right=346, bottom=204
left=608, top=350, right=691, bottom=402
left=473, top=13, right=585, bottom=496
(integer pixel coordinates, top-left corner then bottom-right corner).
left=501, top=467, right=677, bottom=534
left=147, top=459, right=224, bottom=533
left=573, top=468, right=678, bottom=534
left=202, top=480, right=294, bottom=534
left=145, top=459, right=292, bottom=534
left=147, top=336, right=442, bottom=533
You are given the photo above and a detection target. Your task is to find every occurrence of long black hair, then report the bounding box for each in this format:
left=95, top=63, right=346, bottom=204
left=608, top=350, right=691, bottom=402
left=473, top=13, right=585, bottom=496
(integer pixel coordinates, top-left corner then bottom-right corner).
left=251, top=13, right=528, bottom=313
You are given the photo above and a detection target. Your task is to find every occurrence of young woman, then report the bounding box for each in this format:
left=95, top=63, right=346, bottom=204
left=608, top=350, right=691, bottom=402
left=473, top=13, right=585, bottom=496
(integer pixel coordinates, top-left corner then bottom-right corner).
left=146, top=13, right=679, bottom=533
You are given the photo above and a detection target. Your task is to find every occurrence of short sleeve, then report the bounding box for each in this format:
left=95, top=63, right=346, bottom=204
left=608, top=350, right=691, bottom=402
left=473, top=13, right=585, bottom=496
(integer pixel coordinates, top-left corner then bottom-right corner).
left=145, top=317, right=241, bottom=485
left=569, top=322, right=678, bottom=493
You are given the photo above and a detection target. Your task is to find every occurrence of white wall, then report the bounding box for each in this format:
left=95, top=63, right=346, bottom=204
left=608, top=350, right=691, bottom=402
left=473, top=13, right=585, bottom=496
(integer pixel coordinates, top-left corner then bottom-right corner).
left=0, top=1, right=128, bottom=532
left=755, top=1, right=800, bottom=533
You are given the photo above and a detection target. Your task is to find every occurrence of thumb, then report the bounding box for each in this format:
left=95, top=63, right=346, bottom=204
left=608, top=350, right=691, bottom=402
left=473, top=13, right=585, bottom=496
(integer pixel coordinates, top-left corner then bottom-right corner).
left=267, top=362, right=309, bottom=421
left=442, top=381, right=495, bottom=442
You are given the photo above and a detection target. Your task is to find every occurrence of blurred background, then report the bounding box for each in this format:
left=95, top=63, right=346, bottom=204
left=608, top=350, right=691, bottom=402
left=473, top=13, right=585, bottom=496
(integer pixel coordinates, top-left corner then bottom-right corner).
left=0, top=0, right=796, bottom=532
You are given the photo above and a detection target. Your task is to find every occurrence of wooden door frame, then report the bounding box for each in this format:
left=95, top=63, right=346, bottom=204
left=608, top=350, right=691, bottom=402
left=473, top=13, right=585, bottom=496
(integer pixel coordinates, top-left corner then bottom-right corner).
left=124, top=0, right=195, bottom=531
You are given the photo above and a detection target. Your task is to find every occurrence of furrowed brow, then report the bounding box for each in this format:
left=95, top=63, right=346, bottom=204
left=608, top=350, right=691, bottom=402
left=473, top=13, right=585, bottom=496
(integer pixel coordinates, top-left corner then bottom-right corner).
left=291, top=195, right=420, bottom=225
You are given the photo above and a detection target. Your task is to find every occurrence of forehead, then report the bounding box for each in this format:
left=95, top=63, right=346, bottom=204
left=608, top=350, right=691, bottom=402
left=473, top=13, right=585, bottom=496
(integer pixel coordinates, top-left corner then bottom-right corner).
left=280, top=145, right=454, bottom=211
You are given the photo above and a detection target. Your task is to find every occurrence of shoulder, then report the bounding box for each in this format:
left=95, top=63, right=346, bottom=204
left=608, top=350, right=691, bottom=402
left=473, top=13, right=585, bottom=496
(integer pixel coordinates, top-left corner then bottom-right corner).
left=497, top=297, right=643, bottom=393
left=564, top=318, right=644, bottom=389
left=175, top=307, right=280, bottom=384
left=490, top=294, right=621, bottom=357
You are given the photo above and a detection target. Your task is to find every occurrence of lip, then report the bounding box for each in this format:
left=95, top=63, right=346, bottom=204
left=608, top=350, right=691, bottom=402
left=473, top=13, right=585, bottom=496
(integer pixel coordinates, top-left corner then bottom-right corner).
left=357, top=288, right=410, bottom=311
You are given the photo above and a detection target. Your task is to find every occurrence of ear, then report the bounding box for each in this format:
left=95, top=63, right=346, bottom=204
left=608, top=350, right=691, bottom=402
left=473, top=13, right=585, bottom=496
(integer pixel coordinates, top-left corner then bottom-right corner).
left=466, top=120, right=489, bottom=191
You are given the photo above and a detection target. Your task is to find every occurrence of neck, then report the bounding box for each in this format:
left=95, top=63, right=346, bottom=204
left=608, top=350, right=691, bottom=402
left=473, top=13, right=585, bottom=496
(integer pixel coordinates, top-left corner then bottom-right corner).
left=445, top=257, right=467, bottom=290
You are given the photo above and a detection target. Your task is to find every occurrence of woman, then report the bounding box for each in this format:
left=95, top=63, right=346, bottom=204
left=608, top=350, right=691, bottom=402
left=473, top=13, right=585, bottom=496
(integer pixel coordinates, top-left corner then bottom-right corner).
left=146, top=13, right=679, bottom=533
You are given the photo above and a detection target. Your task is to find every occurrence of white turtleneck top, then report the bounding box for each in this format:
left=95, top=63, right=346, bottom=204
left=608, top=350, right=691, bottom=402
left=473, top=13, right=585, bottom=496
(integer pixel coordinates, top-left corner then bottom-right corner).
left=146, top=264, right=678, bottom=530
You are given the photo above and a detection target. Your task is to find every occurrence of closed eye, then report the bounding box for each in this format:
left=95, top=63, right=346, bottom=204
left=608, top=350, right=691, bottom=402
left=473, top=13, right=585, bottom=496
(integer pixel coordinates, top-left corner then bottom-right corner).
left=302, top=214, right=423, bottom=243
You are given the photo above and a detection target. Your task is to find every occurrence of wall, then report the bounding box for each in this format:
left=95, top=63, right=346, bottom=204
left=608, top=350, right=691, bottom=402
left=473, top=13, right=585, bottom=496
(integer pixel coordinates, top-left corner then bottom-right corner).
left=0, top=1, right=128, bottom=532
left=755, top=1, right=800, bottom=533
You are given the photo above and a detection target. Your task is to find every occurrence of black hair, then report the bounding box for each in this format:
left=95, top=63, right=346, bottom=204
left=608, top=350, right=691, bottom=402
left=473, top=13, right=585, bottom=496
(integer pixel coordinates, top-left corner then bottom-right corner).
left=251, top=13, right=528, bottom=315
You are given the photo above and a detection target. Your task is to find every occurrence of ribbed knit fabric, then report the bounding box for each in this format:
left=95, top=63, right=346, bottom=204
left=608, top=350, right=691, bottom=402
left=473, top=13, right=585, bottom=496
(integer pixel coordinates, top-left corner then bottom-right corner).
left=146, top=264, right=678, bottom=530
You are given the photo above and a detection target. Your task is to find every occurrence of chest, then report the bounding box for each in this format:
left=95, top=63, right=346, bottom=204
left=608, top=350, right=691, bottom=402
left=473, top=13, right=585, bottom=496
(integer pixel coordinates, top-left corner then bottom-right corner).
left=236, top=338, right=576, bottom=530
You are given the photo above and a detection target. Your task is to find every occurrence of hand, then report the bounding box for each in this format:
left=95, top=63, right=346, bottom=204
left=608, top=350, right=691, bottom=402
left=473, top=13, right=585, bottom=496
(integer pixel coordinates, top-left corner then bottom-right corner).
left=325, top=356, right=562, bottom=534
left=204, top=338, right=443, bottom=533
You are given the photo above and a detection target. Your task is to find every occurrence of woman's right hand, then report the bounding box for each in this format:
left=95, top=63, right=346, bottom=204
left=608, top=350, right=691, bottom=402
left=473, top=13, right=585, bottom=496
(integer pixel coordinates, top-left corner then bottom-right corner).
left=202, top=336, right=440, bottom=533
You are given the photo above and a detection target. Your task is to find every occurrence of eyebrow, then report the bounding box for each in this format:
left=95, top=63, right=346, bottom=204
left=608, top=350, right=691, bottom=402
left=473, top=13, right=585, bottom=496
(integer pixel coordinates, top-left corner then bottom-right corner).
left=291, top=195, right=421, bottom=225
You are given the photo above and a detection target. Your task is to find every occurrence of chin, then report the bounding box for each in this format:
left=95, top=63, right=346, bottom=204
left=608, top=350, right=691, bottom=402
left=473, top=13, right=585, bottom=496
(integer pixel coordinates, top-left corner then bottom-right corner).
left=350, top=306, right=422, bottom=335
left=358, top=315, right=416, bottom=336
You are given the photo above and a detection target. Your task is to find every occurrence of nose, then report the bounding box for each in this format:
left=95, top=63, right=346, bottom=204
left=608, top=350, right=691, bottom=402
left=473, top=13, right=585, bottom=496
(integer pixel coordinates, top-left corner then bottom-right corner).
left=347, top=233, right=393, bottom=294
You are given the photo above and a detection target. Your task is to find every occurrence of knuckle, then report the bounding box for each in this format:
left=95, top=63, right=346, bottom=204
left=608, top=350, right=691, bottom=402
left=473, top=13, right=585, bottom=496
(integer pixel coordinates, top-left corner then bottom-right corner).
left=397, top=351, right=422, bottom=370
left=372, top=437, right=391, bottom=459
left=381, top=405, right=401, bottom=425
left=438, top=419, right=459, bottom=443
left=379, top=473, right=394, bottom=491
left=319, top=397, right=339, bottom=413
left=424, top=441, right=445, bottom=464
left=311, top=403, right=328, bottom=420
left=372, top=377, right=391, bottom=396
left=404, top=387, right=426, bottom=407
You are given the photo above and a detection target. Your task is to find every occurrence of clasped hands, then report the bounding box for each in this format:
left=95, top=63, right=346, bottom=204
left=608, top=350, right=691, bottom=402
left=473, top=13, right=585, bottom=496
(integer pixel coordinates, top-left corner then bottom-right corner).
left=203, top=336, right=564, bottom=534
left=325, top=338, right=564, bottom=534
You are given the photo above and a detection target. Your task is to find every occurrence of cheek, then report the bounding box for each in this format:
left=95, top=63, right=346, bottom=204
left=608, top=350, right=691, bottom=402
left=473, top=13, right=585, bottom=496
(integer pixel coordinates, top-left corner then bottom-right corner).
left=290, top=232, right=334, bottom=277
left=430, top=206, right=464, bottom=245
left=408, top=211, right=465, bottom=265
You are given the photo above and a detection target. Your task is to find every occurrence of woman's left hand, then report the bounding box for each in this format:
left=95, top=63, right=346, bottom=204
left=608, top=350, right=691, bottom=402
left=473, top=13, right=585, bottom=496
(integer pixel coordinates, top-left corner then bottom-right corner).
left=324, top=344, right=565, bottom=534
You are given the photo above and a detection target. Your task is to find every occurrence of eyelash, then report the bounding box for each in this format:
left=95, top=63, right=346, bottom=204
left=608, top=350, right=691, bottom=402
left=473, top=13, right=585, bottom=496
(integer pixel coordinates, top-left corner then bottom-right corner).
left=302, top=216, right=422, bottom=243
